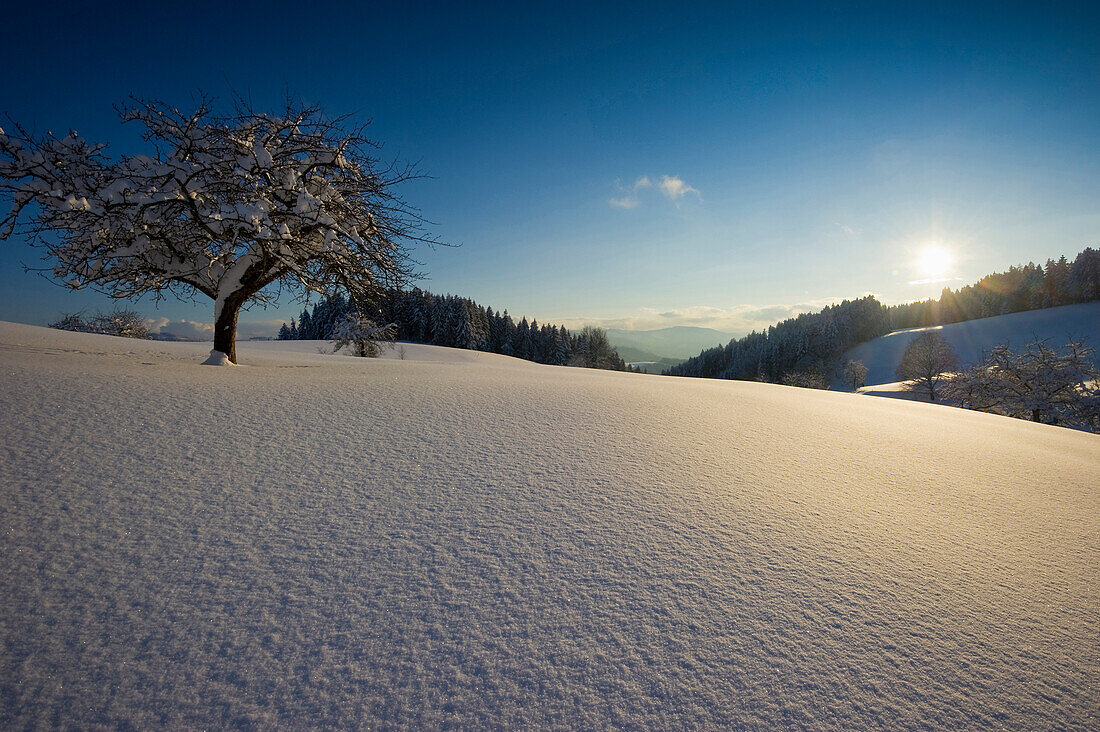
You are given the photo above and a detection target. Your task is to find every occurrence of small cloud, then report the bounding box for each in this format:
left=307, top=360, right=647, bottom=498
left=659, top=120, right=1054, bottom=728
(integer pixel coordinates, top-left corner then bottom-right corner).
left=608, top=174, right=699, bottom=209
left=608, top=177, right=652, bottom=209
left=609, top=195, right=640, bottom=209
left=740, top=305, right=804, bottom=322
left=658, top=175, right=700, bottom=201
left=655, top=305, right=729, bottom=322
left=835, top=222, right=855, bottom=236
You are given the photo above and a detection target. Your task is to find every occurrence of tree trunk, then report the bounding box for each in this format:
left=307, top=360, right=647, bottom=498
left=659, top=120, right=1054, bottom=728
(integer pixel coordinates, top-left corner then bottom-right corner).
left=213, top=294, right=244, bottom=364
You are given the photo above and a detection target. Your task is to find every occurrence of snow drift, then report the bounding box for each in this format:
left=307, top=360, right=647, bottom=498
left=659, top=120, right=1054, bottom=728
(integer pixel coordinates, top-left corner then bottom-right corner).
left=1, top=321, right=1097, bottom=728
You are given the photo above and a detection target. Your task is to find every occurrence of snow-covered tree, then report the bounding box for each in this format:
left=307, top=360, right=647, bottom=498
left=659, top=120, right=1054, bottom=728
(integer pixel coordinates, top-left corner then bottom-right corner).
left=896, top=332, right=957, bottom=401
left=946, top=339, right=1100, bottom=429
left=0, top=97, right=430, bottom=363
left=330, top=313, right=397, bottom=358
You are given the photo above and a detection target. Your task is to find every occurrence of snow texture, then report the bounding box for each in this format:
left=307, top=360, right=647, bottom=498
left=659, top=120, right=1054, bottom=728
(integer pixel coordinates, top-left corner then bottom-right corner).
left=846, top=302, right=1100, bottom=386
left=1, top=321, right=1097, bottom=728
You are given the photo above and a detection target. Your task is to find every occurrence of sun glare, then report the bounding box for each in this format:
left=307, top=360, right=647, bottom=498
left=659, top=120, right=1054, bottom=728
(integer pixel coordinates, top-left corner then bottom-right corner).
left=918, top=246, right=952, bottom=278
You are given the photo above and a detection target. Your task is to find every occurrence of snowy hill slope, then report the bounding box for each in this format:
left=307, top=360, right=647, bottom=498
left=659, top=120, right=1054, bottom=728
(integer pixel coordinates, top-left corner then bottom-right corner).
left=845, top=301, right=1100, bottom=386
left=1, top=321, right=1097, bottom=729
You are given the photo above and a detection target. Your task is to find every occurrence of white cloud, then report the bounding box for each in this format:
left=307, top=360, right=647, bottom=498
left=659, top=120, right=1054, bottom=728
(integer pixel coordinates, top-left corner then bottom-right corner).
left=609, top=196, right=639, bottom=209
left=145, top=317, right=285, bottom=341
left=658, top=175, right=700, bottom=201
left=146, top=318, right=213, bottom=341
left=561, top=297, right=850, bottom=334
left=608, top=174, right=698, bottom=209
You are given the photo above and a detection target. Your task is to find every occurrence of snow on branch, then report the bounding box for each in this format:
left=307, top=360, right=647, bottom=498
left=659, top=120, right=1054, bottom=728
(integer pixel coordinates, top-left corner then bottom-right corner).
left=945, top=338, right=1100, bottom=429
left=0, top=96, right=435, bottom=363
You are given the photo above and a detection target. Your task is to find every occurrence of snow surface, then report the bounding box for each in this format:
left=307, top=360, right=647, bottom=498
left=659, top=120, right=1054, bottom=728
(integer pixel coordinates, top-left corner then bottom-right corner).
left=857, top=380, right=926, bottom=401
left=1, top=321, right=1097, bottom=728
left=844, top=302, right=1100, bottom=386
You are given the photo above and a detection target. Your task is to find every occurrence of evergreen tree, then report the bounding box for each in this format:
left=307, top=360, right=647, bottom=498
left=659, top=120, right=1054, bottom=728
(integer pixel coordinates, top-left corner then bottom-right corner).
left=284, top=289, right=632, bottom=370
left=298, top=310, right=313, bottom=340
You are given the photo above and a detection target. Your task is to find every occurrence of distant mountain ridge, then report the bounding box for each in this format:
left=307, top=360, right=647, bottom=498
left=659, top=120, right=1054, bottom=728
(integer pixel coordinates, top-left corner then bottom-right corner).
left=606, top=326, right=736, bottom=361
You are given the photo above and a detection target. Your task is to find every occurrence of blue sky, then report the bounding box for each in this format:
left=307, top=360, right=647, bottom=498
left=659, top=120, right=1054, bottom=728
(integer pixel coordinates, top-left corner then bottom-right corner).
left=1, top=1, right=1097, bottom=338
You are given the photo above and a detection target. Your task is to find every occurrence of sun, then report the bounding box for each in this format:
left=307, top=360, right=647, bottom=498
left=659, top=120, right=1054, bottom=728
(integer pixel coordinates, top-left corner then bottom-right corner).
left=917, top=246, right=952, bottom=278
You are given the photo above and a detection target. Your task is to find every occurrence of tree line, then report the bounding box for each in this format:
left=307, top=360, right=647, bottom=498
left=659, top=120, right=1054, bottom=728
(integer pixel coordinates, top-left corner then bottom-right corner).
left=278, top=289, right=634, bottom=371
left=884, top=248, right=1100, bottom=330
left=666, top=295, right=890, bottom=382
left=667, top=247, right=1100, bottom=383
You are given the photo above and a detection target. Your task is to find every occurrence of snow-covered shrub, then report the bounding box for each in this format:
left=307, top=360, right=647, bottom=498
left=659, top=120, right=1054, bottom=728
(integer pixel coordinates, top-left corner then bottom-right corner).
left=331, top=314, right=397, bottom=357
left=49, top=312, right=91, bottom=333
left=49, top=309, right=150, bottom=339
left=89, top=309, right=150, bottom=339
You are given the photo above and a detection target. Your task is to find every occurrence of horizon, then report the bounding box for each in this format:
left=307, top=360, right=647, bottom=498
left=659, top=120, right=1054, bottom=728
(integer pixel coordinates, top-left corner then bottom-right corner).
left=1, top=1, right=1097, bottom=340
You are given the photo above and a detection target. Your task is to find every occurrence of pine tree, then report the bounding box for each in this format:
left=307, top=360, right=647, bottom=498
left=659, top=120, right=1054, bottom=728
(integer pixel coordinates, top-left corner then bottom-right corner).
left=298, top=310, right=313, bottom=340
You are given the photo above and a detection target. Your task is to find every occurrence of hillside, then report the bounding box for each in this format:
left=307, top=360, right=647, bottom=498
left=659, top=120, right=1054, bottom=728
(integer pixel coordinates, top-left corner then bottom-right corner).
left=1, top=322, right=1097, bottom=728
left=845, top=301, right=1100, bottom=386
left=610, top=345, right=684, bottom=374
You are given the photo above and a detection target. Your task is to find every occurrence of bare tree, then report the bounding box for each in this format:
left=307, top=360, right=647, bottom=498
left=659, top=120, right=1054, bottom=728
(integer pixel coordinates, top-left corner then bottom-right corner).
left=0, top=96, right=431, bottom=363
left=896, top=331, right=957, bottom=401
left=844, top=359, right=868, bottom=390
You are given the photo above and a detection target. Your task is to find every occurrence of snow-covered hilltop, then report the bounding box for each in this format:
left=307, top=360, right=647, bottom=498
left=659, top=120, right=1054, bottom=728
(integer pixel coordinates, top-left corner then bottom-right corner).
left=1, top=321, right=1097, bottom=728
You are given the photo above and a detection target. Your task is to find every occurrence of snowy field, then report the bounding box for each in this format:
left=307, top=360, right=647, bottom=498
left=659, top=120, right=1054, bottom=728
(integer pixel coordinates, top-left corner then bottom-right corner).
left=1, top=322, right=1098, bottom=728
left=844, top=302, right=1100, bottom=386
